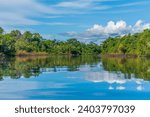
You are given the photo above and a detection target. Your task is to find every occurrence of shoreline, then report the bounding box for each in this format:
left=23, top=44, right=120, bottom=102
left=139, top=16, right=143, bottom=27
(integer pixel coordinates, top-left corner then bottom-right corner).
left=101, top=54, right=150, bottom=58
left=0, top=52, right=150, bottom=58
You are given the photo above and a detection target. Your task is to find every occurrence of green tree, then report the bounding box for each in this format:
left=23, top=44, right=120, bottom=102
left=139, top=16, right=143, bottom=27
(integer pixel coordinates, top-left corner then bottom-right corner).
left=0, top=27, right=4, bottom=35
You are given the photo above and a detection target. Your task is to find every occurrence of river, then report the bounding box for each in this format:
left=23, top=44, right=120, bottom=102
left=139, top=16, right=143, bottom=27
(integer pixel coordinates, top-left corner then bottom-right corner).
left=0, top=56, right=150, bottom=100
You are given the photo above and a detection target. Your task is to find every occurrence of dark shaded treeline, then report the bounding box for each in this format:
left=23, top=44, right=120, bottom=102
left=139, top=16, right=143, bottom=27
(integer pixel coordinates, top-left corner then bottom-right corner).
left=0, top=27, right=101, bottom=56
left=0, top=56, right=150, bottom=81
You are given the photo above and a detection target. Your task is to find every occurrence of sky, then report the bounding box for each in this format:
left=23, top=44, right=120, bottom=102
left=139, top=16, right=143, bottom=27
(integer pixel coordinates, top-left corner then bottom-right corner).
left=0, top=0, right=150, bottom=43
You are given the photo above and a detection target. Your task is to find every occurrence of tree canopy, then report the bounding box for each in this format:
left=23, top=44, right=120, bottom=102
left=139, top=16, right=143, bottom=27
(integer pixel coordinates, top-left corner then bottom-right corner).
left=0, top=26, right=150, bottom=57
left=101, top=29, right=150, bottom=56
left=0, top=27, right=101, bottom=56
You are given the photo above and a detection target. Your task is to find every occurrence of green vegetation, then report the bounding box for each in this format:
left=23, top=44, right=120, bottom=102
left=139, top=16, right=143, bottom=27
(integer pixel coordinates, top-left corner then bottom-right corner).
left=102, top=57, right=150, bottom=81
left=0, top=56, right=99, bottom=80
left=101, top=29, right=150, bottom=57
left=1, top=26, right=150, bottom=57
left=0, top=56, right=149, bottom=81
left=0, top=27, right=101, bottom=56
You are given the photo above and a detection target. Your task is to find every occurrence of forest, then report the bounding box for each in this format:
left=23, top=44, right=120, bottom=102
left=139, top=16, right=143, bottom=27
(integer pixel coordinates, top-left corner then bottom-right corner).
left=0, top=27, right=101, bottom=56
left=0, top=26, right=150, bottom=56
left=101, top=29, right=150, bottom=57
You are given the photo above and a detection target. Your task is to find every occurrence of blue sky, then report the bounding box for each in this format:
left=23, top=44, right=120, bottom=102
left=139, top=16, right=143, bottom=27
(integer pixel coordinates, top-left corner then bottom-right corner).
left=0, top=0, right=150, bottom=43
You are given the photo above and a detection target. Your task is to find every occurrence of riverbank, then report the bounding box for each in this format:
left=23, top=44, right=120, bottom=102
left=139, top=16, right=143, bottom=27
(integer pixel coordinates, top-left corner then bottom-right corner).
left=1, top=53, right=150, bottom=59
left=16, top=51, right=49, bottom=56
left=101, top=54, right=150, bottom=58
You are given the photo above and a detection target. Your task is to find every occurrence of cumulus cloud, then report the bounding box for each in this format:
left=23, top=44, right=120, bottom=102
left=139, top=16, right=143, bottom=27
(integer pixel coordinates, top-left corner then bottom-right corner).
left=0, top=0, right=149, bottom=28
left=87, top=20, right=129, bottom=36
left=87, top=20, right=150, bottom=35
left=133, top=20, right=150, bottom=33
left=61, top=20, right=150, bottom=43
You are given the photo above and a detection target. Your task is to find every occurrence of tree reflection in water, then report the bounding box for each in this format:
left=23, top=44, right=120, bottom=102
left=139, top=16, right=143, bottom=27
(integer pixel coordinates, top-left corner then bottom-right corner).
left=0, top=56, right=149, bottom=81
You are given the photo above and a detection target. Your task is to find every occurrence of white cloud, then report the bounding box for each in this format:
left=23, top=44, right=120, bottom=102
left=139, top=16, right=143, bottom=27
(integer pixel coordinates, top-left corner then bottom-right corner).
left=61, top=20, right=150, bottom=43
left=0, top=0, right=55, bottom=15
left=0, top=12, right=41, bottom=26
left=135, top=20, right=143, bottom=27
left=0, top=0, right=56, bottom=26
left=133, top=20, right=150, bottom=33
left=118, top=1, right=150, bottom=7
left=87, top=20, right=128, bottom=35
left=0, top=0, right=148, bottom=28
left=54, top=0, right=112, bottom=13
left=87, top=20, right=150, bottom=36
left=0, top=0, right=149, bottom=34
left=47, top=22, right=75, bottom=26
left=56, top=0, right=91, bottom=9
left=0, top=0, right=110, bottom=26
left=55, top=0, right=113, bottom=9
left=54, top=0, right=149, bottom=15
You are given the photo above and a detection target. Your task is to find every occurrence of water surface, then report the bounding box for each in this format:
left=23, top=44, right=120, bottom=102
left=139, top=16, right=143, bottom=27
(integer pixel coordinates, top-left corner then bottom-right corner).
left=0, top=56, right=150, bottom=100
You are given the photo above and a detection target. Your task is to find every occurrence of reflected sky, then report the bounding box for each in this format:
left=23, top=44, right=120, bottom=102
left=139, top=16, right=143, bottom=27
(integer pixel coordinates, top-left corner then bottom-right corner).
left=0, top=56, right=150, bottom=100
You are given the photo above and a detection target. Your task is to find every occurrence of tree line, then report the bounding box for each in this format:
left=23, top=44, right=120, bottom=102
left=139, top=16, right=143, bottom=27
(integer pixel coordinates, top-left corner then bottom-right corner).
left=0, top=26, right=150, bottom=56
left=101, top=29, right=150, bottom=57
left=0, top=27, right=101, bottom=56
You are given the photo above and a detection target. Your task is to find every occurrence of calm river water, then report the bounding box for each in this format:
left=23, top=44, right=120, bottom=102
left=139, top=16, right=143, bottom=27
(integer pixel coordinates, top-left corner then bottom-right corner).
left=0, top=56, right=150, bottom=100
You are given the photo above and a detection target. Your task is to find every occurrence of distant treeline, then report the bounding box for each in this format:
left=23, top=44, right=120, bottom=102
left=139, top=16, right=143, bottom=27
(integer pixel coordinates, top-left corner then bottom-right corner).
left=0, top=27, right=101, bottom=56
left=101, top=29, right=150, bottom=57
left=0, top=27, right=150, bottom=56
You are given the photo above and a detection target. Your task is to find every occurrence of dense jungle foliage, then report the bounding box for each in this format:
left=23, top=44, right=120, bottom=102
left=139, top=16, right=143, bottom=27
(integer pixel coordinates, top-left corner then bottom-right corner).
left=0, top=27, right=150, bottom=56
left=0, top=27, right=101, bottom=56
left=101, top=29, right=150, bottom=56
